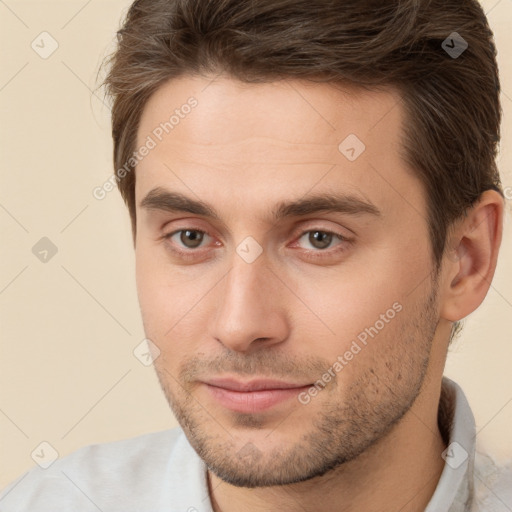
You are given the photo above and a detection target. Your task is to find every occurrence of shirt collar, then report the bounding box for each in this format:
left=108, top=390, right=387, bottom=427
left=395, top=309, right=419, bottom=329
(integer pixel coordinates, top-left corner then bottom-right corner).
left=425, top=376, right=476, bottom=512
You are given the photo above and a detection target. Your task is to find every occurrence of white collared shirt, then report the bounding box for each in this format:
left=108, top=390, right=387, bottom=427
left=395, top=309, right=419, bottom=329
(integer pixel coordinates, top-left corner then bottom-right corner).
left=1, top=377, right=511, bottom=511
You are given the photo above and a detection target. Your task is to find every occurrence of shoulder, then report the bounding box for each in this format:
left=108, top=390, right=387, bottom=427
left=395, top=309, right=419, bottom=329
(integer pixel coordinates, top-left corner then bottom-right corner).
left=0, top=427, right=188, bottom=512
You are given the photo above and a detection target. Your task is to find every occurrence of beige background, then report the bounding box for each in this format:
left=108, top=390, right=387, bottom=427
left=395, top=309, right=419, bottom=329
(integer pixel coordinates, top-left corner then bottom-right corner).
left=1, top=0, right=511, bottom=490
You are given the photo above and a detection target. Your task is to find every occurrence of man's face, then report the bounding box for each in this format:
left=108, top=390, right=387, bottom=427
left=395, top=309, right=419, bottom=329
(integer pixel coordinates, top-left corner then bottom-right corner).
left=134, top=75, right=441, bottom=487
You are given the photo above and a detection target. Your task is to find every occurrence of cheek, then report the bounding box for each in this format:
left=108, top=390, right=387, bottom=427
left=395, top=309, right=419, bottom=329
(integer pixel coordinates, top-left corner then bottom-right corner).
left=290, top=268, right=403, bottom=344
left=135, top=244, right=176, bottom=340
left=135, top=244, right=213, bottom=352
left=288, top=239, right=430, bottom=361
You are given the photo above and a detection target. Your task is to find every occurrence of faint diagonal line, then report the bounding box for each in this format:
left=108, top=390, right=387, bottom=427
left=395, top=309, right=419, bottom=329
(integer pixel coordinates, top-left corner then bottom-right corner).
left=466, top=259, right=512, bottom=313
left=263, top=400, right=300, bottom=441
left=61, top=0, right=94, bottom=29
left=266, top=266, right=336, bottom=335
left=396, top=472, right=441, bottom=512
left=404, top=268, right=436, bottom=298
left=60, top=205, right=89, bottom=233
left=61, top=60, right=90, bottom=89
left=474, top=472, right=512, bottom=512
left=488, top=281, right=512, bottom=310
left=0, top=62, right=29, bottom=92
left=203, top=472, right=223, bottom=504
left=0, top=266, right=28, bottom=295
left=0, top=0, right=29, bottom=28
left=162, top=368, right=234, bottom=439
left=164, top=267, right=233, bottom=336
left=474, top=394, right=512, bottom=439
left=280, top=488, right=310, bottom=512
left=162, top=163, right=205, bottom=202
left=61, top=471, right=104, bottom=511
left=261, top=161, right=340, bottom=232
left=287, top=81, right=336, bottom=130
left=0, top=472, right=28, bottom=502
left=485, top=0, right=503, bottom=16
left=369, top=162, right=428, bottom=222
left=0, top=407, right=29, bottom=438
left=382, top=377, right=438, bottom=438
left=61, top=369, right=131, bottom=439
left=255, top=162, right=338, bottom=244
left=292, top=163, right=338, bottom=202
left=368, top=94, right=405, bottom=132
left=0, top=202, right=29, bottom=232
left=61, top=61, right=111, bottom=110
left=61, top=265, right=131, bottom=335
left=502, top=89, right=512, bottom=105
left=200, top=70, right=223, bottom=93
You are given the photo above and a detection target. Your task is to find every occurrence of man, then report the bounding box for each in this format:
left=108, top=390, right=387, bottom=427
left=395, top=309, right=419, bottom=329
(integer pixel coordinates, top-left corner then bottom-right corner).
left=1, top=0, right=511, bottom=510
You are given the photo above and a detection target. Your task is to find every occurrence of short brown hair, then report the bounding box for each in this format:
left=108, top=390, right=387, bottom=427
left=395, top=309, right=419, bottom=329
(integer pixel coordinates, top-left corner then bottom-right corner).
left=102, top=0, right=503, bottom=267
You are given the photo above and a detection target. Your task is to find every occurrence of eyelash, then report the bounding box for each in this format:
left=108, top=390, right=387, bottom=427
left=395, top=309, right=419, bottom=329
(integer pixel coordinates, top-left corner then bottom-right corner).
left=163, top=228, right=351, bottom=261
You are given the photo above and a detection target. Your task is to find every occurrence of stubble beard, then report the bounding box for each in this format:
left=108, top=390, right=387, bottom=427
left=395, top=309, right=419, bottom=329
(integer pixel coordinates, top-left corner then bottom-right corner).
left=152, top=281, right=439, bottom=488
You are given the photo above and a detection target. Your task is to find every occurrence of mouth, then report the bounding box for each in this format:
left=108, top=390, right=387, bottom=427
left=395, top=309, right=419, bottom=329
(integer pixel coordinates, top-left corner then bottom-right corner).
left=201, top=377, right=312, bottom=414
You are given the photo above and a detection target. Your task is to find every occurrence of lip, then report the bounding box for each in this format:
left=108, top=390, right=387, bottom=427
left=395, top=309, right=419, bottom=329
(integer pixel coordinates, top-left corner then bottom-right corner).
left=202, top=377, right=312, bottom=414
left=204, top=377, right=310, bottom=392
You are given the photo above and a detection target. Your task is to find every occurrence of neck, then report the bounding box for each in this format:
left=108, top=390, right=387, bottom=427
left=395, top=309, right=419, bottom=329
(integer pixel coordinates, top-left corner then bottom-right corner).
left=208, top=375, right=447, bottom=512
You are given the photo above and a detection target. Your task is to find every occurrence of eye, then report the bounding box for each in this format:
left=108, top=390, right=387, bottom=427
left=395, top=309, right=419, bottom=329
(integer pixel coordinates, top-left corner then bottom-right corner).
left=162, top=227, right=351, bottom=263
left=296, top=230, right=345, bottom=251
left=165, top=229, right=212, bottom=250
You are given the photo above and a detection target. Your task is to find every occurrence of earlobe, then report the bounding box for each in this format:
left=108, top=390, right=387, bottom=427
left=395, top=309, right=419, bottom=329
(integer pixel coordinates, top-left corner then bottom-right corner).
left=440, top=190, right=504, bottom=322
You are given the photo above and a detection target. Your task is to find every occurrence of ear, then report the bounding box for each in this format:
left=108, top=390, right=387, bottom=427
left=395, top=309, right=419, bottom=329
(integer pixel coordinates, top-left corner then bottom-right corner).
left=439, top=189, right=504, bottom=322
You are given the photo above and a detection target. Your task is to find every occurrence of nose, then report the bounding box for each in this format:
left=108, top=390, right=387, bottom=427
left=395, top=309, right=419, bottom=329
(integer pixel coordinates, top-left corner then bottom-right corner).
left=208, top=253, right=289, bottom=353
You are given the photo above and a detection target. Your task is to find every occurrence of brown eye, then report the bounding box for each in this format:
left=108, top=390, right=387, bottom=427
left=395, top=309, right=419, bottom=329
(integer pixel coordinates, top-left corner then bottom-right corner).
left=178, top=229, right=204, bottom=248
left=308, top=231, right=333, bottom=249
left=298, top=230, right=343, bottom=251
left=164, top=229, right=209, bottom=250
left=293, top=229, right=351, bottom=262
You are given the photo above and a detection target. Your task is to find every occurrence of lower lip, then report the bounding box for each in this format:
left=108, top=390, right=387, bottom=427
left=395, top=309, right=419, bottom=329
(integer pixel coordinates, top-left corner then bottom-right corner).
left=204, top=384, right=311, bottom=414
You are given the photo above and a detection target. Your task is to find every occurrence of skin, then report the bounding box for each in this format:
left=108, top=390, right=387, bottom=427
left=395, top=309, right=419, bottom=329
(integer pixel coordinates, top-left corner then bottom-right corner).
left=133, top=74, right=503, bottom=512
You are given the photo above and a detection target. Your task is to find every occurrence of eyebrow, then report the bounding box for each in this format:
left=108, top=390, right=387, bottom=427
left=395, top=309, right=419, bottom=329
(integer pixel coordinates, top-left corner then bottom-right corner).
left=139, top=186, right=381, bottom=221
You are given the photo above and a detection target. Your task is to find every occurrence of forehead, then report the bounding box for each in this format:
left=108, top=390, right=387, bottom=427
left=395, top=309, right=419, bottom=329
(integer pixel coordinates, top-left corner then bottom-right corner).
left=137, top=74, right=403, bottom=147
left=134, top=74, right=422, bottom=222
